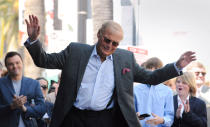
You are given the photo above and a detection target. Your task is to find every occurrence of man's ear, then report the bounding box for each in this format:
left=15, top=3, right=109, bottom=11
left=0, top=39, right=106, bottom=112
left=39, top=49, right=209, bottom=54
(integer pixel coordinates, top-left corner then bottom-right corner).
left=97, top=30, right=100, bottom=38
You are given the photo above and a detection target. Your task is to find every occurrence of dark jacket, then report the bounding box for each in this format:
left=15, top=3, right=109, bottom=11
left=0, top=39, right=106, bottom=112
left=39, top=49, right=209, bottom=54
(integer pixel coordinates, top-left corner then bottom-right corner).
left=0, top=75, right=45, bottom=127
left=172, top=95, right=207, bottom=127
left=37, top=101, right=54, bottom=127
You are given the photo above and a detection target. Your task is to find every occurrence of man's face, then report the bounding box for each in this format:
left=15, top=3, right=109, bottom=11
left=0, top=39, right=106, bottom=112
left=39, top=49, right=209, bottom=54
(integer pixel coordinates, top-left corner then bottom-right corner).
left=39, top=79, right=48, bottom=96
left=6, top=55, right=23, bottom=77
left=52, top=82, right=59, bottom=94
left=190, top=67, right=206, bottom=87
left=97, top=28, right=123, bottom=60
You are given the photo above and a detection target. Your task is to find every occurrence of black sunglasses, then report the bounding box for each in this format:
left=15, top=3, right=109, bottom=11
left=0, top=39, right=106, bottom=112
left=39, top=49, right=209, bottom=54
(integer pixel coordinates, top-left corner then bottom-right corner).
left=103, top=36, right=119, bottom=47
left=41, top=85, right=48, bottom=90
left=195, top=72, right=206, bottom=77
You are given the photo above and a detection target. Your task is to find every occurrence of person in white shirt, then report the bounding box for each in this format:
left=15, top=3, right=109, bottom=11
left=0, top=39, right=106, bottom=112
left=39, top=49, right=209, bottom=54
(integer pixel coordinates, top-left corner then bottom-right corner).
left=134, top=57, right=174, bottom=127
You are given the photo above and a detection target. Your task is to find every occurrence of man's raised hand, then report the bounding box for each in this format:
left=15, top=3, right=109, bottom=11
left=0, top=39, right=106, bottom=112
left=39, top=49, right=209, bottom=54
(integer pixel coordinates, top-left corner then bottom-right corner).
left=176, top=51, right=196, bottom=69
left=25, top=15, right=40, bottom=42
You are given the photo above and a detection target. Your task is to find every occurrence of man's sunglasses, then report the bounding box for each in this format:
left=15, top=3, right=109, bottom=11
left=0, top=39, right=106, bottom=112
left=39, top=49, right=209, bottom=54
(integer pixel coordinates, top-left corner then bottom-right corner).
left=103, top=36, right=119, bottom=47
left=195, top=72, right=206, bottom=77
left=41, top=85, right=48, bottom=90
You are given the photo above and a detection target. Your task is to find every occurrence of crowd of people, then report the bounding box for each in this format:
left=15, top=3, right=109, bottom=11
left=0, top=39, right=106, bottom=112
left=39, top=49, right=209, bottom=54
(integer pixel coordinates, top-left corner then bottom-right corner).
left=0, top=14, right=209, bottom=127
left=135, top=58, right=208, bottom=127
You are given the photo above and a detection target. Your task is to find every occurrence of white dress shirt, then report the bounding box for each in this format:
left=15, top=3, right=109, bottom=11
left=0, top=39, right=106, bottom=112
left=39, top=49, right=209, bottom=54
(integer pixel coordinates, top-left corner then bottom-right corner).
left=74, top=46, right=115, bottom=111
left=177, top=95, right=190, bottom=118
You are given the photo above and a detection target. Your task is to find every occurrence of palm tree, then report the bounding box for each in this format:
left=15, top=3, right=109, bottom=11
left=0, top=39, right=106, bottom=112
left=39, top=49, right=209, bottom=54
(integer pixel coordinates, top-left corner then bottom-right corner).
left=24, top=0, right=45, bottom=78
left=91, top=0, right=113, bottom=43
left=0, top=0, right=19, bottom=59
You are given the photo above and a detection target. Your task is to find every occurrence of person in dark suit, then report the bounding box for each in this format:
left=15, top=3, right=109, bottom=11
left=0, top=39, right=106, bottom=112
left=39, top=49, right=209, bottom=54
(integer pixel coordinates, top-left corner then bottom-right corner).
left=0, top=51, right=45, bottom=127
left=36, top=77, right=54, bottom=127
left=172, top=72, right=207, bottom=127
left=24, top=15, right=196, bottom=127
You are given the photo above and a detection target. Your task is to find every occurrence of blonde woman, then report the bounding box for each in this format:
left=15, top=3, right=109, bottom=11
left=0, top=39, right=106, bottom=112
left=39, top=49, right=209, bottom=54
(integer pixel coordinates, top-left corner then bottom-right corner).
left=172, top=72, right=207, bottom=127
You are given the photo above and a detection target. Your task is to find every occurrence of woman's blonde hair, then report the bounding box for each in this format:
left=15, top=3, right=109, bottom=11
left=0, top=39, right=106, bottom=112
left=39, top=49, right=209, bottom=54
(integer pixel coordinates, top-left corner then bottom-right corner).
left=176, top=72, right=197, bottom=96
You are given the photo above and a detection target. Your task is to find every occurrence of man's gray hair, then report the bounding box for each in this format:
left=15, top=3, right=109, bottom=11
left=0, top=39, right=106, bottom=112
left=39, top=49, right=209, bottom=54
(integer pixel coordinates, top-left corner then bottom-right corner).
left=98, top=21, right=123, bottom=36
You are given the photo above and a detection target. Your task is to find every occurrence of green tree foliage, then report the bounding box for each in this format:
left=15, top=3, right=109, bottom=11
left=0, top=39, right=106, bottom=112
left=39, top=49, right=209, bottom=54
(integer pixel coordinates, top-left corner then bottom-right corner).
left=0, top=0, right=18, bottom=58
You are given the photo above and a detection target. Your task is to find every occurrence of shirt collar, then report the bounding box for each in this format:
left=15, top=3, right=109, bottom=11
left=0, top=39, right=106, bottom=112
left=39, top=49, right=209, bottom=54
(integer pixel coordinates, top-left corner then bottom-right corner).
left=177, top=94, right=190, bottom=118
left=91, top=45, right=113, bottom=61
left=197, top=85, right=203, bottom=92
left=177, top=94, right=190, bottom=104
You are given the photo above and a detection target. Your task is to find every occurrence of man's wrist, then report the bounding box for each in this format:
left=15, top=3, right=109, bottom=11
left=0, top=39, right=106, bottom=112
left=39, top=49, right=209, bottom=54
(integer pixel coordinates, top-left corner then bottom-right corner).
left=21, top=105, right=27, bottom=112
left=28, top=37, right=36, bottom=42
left=175, top=61, right=182, bottom=70
left=174, top=62, right=182, bottom=75
left=24, top=38, right=38, bottom=47
left=27, top=38, right=37, bottom=44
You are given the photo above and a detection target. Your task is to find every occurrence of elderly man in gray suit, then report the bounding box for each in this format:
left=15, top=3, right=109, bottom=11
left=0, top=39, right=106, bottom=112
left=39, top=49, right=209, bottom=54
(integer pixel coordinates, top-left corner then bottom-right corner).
left=24, top=15, right=196, bottom=127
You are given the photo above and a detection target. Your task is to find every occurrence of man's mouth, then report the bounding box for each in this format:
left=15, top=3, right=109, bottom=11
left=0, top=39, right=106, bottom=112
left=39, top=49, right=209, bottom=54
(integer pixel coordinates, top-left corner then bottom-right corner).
left=103, top=46, right=110, bottom=51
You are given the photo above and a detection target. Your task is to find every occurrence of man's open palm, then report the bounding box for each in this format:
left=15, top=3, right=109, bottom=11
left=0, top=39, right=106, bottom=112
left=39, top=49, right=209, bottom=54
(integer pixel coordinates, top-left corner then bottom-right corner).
left=25, top=15, right=40, bottom=42
left=176, top=51, right=196, bottom=69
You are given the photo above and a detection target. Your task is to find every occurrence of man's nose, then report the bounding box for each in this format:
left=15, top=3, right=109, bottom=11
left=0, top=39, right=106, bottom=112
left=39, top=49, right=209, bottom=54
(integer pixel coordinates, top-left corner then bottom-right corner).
left=12, top=64, right=16, bottom=69
left=198, top=73, right=205, bottom=77
left=106, top=41, right=113, bottom=48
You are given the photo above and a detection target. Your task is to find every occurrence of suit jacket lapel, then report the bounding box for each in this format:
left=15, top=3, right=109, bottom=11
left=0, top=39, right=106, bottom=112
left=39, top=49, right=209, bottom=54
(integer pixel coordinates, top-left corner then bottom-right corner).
left=76, top=45, right=95, bottom=92
left=20, top=77, right=26, bottom=96
left=113, top=50, right=122, bottom=93
left=4, top=76, right=15, bottom=96
left=174, top=95, right=178, bottom=111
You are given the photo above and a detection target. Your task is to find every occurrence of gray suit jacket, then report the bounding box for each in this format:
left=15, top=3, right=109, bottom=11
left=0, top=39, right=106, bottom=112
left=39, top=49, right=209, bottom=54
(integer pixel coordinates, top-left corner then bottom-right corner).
left=25, top=41, right=180, bottom=127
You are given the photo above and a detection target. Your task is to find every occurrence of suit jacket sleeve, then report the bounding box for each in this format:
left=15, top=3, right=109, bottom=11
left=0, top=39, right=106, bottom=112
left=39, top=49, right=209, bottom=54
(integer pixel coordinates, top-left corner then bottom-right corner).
left=0, top=78, right=14, bottom=116
left=23, top=80, right=45, bottom=119
left=132, top=53, right=179, bottom=85
left=25, top=40, right=71, bottom=69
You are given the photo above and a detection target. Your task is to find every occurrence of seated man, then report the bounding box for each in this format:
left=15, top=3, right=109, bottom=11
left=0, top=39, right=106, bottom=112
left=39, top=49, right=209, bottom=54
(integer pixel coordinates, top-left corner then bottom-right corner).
left=0, top=51, right=45, bottom=127
left=134, top=57, right=174, bottom=127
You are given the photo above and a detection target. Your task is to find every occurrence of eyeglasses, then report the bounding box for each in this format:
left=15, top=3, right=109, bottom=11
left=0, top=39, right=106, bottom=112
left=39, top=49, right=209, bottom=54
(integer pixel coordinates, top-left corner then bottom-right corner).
left=103, top=36, right=119, bottom=47
left=41, top=85, right=48, bottom=90
left=50, top=86, right=55, bottom=90
left=195, top=72, right=206, bottom=77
